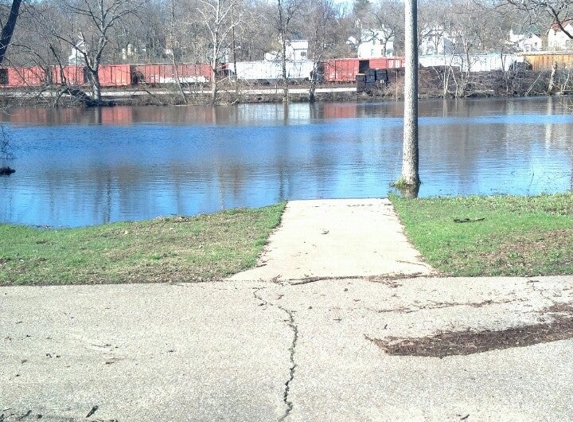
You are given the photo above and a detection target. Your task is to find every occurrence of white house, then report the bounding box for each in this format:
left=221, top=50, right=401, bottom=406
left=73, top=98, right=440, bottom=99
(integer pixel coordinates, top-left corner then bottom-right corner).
left=547, top=20, right=573, bottom=51
left=68, top=40, right=87, bottom=65
left=265, top=39, right=309, bottom=61
left=419, top=26, right=456, bottom=56
left=286, top=40, right=308, bottom=60
left=508, top=30, right=542, bottom=52
left=357, top=28, right=395, bottom=58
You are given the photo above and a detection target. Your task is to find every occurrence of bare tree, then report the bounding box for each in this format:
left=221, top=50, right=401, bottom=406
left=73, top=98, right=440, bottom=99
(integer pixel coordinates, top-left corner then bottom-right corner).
left=505, top=0, right=573, bottom=38
left=197, top=0, right=242, bottom=103
left=47, top=0, right=147, bottom=102
left=371, top=0, right=404, bottom=55
left=275, top=0, right=304, bottom=102
left=305, top=0, right=338, bottom=102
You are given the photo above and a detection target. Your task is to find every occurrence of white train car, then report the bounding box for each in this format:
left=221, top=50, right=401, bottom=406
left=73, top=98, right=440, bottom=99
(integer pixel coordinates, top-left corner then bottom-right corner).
left=419, top=53, right=524, bottom=72
left=226, top=60, right=314, bottom=81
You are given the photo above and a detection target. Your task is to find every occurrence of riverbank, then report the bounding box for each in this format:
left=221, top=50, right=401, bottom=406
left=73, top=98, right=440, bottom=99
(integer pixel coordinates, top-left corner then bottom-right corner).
left=1, top=193, right=571, bottom=285
left=0, top=68, right=558, bottom=107
left=0, top=203, right=285, bottom=285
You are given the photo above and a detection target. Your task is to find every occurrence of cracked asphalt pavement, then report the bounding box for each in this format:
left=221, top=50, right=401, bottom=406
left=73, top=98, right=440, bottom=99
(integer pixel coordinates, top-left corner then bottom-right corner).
left=2, top=199, right=573, bottom=421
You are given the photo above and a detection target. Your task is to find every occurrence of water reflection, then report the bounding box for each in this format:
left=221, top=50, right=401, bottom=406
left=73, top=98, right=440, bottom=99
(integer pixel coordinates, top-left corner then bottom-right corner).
left=0, top=97, right=572, bottom=227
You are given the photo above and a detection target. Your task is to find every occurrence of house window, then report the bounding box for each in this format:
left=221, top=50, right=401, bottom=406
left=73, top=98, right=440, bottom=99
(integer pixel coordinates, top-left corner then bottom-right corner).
left=300, top=51, right=306, bottom=58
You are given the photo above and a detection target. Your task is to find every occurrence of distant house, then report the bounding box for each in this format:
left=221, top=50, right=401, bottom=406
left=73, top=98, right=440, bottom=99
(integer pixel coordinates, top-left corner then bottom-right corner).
left=68, top=41, right=87, bottom=65
left=357, top=28, right=394, bottom=58
left=419, top=26, right=455, bottom=56
left=508, top=30, right=542, bottom=52
left=547, top=20, right=573, bottom=51
left=265, top=39, right=309, bottom=61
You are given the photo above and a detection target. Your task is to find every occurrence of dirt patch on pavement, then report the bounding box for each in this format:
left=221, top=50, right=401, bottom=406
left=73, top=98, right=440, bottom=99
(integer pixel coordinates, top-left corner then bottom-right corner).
left=366, top=304, right=573, bottom=358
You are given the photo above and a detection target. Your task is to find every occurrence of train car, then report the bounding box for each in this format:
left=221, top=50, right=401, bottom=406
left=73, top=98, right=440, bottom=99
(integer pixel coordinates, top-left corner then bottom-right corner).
left=51, top=64, right=133, bottom=87
left=226, top=60, right=314, bottom=82
left=323, top=58, right=364, bottom=82
left=0, top=66, right=46, bottom=88
left=322, top=57, right=405, bottom=83
left=98, top=64, right=133, bottom=87
left=369, top=57, right=405, bottom=69
left=133, top=64, right=211, bottom=85
left=51, top=65, right=87, bottom=86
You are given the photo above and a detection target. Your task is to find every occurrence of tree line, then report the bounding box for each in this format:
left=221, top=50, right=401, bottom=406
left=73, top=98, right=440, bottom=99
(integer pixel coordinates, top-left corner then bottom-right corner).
left=0, top=0, right=570, bottom=103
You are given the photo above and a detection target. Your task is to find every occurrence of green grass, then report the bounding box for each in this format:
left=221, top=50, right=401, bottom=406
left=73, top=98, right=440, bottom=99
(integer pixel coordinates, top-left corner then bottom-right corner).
left=391, top=193, right=573, bottom=277
left=3, top=194, right=571, bottom=284
left=0, top=203, right=286, bottom=285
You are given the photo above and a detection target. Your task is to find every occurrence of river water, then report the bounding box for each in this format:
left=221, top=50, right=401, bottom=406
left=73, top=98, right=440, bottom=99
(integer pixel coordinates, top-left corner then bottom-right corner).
left=0, top=97, right=571, bottom=227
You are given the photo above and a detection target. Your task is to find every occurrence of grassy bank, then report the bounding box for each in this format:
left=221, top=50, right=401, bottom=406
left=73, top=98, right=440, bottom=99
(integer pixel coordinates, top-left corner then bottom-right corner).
left=0, top=203, right=285, bottom=285
left=2, top=194, right=571, bottom=285
left=391, top=193, right=573, bottom=277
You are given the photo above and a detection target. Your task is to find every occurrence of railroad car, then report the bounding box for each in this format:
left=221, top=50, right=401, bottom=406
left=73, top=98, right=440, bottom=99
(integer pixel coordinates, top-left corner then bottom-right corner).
left=0, top=66, right=46, bottom=87
left=225, top=60, right=314, bottom=82
left=133, top=64, right=211, bottom=85
left=51, top=65, right=88, bottom=86
left=322, top=57, right=405, bottom=83
left=98, top=64, right=133, bottom=86
left=51, top=64, right=132, bottom=86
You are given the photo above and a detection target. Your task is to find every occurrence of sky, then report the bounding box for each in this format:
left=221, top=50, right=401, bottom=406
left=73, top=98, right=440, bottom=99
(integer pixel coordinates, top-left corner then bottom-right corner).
left=333, top=0, right=354, bottom=11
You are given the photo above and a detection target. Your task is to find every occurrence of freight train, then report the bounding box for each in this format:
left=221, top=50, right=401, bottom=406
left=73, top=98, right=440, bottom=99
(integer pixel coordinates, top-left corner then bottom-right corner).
left=13, top=51, right=571, bottom=91
left=0, top=57, right=406, bottom=89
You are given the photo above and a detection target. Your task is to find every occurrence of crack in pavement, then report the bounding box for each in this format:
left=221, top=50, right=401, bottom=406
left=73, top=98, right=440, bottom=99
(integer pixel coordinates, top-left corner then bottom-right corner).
left=278, top=306, right=297, bottom=422
left=252, top=287, right=298, bottom=421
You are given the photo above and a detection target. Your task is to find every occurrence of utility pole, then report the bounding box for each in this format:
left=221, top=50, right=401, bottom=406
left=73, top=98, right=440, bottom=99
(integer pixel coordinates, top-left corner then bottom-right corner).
left=399, top=0, right=420, bottom=197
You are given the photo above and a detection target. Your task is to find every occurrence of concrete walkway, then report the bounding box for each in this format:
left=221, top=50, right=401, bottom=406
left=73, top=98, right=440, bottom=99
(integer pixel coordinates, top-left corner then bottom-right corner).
left=230, top=199, right=434, bottom=281
left=2, top=199, right=573, bottom=421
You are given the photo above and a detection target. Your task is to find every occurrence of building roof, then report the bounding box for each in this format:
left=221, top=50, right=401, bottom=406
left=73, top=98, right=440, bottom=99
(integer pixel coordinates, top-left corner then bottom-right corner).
left=550, top=19, right=573, bottom=32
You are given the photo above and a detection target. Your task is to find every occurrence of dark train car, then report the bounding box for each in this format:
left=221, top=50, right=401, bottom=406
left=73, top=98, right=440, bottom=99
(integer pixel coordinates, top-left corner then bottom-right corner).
left=323, top=57, right=405, bottom=82
left=133, top=64, right=212, bottom=85
left=0, top=66, right=46, bottom=88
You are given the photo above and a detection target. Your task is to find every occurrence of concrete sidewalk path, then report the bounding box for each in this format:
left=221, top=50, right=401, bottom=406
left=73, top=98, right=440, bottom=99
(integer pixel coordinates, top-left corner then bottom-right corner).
left=230, top=198, right=434, bottom=282
left=2, top=277, right=573, bottom=421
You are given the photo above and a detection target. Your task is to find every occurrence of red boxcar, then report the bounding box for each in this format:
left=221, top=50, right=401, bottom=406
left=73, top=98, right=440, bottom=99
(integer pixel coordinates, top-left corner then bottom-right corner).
left=323, top=58, right=361, bottom=82
left=369, top=57, right=405, bottom=69
left=51, top=65, right=87, bottom=86
left=99, top=64, right=133, bottom=87
left=51, top=64, right=133, bottom=87
left=323, top=57, right=405, bottom=82
left=0, top=66, right=46, bottom=88
left=133, top=64, right=212, bottom=85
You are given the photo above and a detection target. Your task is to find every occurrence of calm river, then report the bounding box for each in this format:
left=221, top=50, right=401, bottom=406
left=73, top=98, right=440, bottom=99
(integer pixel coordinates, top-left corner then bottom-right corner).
left=0, top=97, right=572, bottom=227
